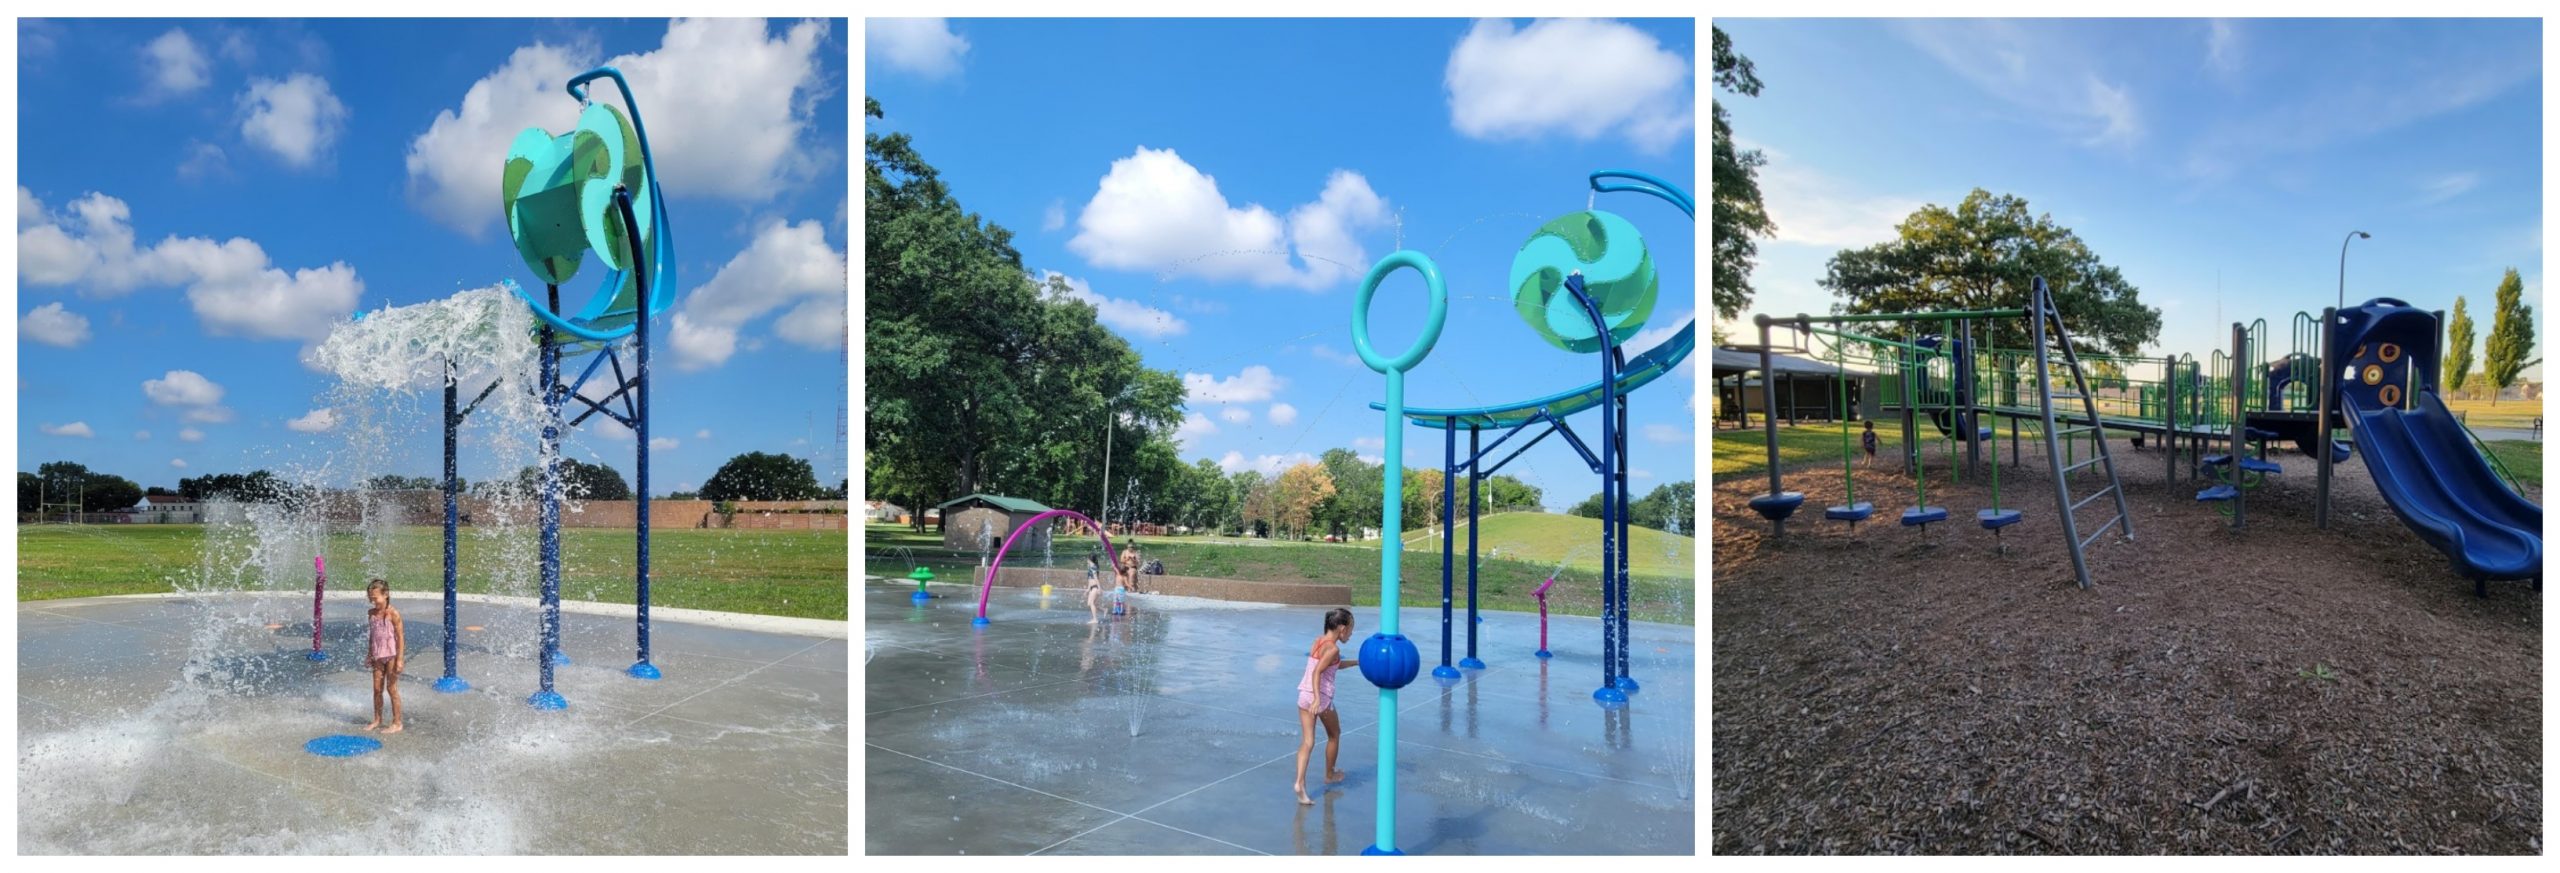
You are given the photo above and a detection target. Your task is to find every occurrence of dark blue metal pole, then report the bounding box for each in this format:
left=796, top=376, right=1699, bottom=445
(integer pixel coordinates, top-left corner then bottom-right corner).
left=530, top=284, right=568, bottom=710
left=1614, top=388, right=1637, bottom=693
left=1433, top=418, right=1460, bottom=681
left=1566, top=273, right=1626, bottom=706
left=1461, top=424, right=1483, bottom=670
left=618, top=189, right=661, bottom=681
left=436, top=357, right=469, bottom=693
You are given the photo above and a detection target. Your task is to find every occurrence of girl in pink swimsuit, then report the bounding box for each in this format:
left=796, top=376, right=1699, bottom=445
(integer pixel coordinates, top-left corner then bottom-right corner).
left=363, top=579, right=407, bottom=734
left=1293, top=607, right=1360, bottom=804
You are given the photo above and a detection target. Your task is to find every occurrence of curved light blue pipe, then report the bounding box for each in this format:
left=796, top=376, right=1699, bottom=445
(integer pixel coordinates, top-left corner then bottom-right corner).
left=1352, top=250, right=1447, bottom=856
left=1588, top=169, right=1694, bottom=218
left=505, top=66, right=678, bottom=342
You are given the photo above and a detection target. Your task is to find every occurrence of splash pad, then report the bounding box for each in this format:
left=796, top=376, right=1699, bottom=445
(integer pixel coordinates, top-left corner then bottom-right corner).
left=16, top=66, right=846, bottom=854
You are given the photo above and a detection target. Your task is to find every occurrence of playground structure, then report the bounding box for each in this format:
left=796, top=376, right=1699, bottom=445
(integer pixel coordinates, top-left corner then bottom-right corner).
left=398, top=65, right=680, bottom=707
left=1740, top=280, right=2542, bottom=595
left=1351, top=170, right=1693, bottom=854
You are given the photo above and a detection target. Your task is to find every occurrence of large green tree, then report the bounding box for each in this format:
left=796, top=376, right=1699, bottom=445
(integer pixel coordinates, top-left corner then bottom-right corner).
left=865, top=98, right=1186, bottom=527
left=1570, top=480, right=1696, bottom=534
left=702, top=452, right=822, bottom=501
left=1710, top=25, right=1773, bottom=325
left=512, top=459, right=631, bottom=501
left=2445, top=295, right=2476, bottom=396
left=1819, top=189, right=2160, bottom=355
left=2482, top=267, right=2537, bottom=405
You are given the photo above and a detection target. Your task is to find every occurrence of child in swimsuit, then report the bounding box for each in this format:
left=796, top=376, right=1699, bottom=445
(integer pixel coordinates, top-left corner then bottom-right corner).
left=1084, top=554, right=1103, bottom=624
left=1113, top=547, right=1139, bottom=615
left=1862, top=420, right=1879, bottom=467
left=1292, top=607, right=1361, bottom=804
left=363, top=578, right=407, bottom=734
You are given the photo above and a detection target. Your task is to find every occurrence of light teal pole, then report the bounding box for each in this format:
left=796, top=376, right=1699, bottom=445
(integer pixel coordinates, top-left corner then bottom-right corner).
left=1351, top=250, right=1446, bottom=855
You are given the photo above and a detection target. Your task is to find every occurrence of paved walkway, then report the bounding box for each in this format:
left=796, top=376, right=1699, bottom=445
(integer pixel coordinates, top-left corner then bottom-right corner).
left=865, top=579, right=1695, bottom=854
left=20, top=594, right=847, bottom=853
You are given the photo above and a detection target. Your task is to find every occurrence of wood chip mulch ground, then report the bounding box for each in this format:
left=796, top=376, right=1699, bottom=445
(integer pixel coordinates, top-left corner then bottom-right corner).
left=1712, top=435, right=2542, bottom=854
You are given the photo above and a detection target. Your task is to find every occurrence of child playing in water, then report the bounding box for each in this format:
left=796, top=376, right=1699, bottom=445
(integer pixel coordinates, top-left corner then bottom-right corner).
left=1113, top=546, right=1141, bottom=613
left=1085, top=553, right=1103, bottom=623
left=1293, top=607, right=1360, bottom=804
left=363, top=579, right=407, bottom=734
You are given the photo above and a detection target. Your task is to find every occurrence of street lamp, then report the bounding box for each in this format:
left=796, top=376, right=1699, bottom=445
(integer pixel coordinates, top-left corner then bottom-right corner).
left=2337, top=230, right=2370, bottom=312
left=1099, top=387, right=1135, bottom=534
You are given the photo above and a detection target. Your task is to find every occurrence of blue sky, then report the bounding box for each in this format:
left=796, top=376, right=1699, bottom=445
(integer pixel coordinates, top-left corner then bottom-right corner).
left=17, top=18, right=851, bottom=495
left=865, top=18, right=1699, bottom=512
left=1715, top=18, right=2540, bottom=373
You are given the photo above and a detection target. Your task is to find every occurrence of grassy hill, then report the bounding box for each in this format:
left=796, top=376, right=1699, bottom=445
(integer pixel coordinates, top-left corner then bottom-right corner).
left=1401, top=511, right=1692, bottom=577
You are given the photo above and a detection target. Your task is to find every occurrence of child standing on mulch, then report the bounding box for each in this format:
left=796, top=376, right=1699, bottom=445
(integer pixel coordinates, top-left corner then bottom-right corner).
left=1861, top=420, right=1879, bottom=467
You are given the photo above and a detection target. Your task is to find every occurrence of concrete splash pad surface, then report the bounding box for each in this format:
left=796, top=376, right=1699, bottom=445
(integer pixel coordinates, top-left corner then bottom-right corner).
left=865, top=580, right=1695, bottom=854
left=20, top=594, right=848, bottom=854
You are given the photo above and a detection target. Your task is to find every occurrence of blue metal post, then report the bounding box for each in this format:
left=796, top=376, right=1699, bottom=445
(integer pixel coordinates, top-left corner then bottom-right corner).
left=618, top=189, right=661, bottom=681
left=1568, top=273, right=1627, bottom=706
left=436, top=358, right=469, bottom=693
left=1350, top=250, right=1445, bottom=856
left=530, top=285, right=568, bottom=710
left=1433, top=418, right=1460, bottom=681
left=1614, top=387, right=1637, bottom=692
left=1461, top=424, right=1483, bottom=670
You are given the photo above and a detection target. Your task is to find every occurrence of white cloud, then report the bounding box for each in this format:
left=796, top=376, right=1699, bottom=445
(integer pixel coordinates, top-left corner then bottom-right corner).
left=285, top=408, right=337, bottom=432
left=40, top=422, right=95, bottom=438
left=141, top=29, right=211, bottom=99
left=1269, top=403, right=1299, bottom=425
left=649, top=437, right=679, bottom=450
left=867, top=18, right=969, bottom=79
left=1626, top=310, right=1696, bottom=378
left=1631, top=468, right=1653, bottom=480
left=1896, top=20, right=2143, bottom=148
left=1745, top=148, right=1926, bottom=249
left=19, top=187, right=43, bottom=228
left=406, top=19, right=832, bottom=235
left=179, top=428, right=206, bottom=442
left=21, top=302, right=91, bottom=347
left=2415, top=172, right=2481, bottom=206
left=1041, top=200, right=1066, bottom=232
left=177, top=141, right=230, bottom=181
left=1173, top=412, right=1217, bottom=448
left=1643, top=423, right=1688, bottom=444
left=143, top=370, right=225, bottom=406
left=16, top=189, right=362, bottom=339
left=1184, top=365, right=1285, bottom=404
left=238, top=73, right=348, bottom=168
left=669, top=218, right=845, bottom=370
left=1446, top=18, right=1693, bottom=154
left=182, top=406, right=235, bottom=424
left=1038, top=271, right=1186, bottom=339
left=1310, top=344, right=1363, bottom=367
left=2204, top=19, right=2242, bottom=82
left=695, top=429, right=711, bottom=440
left=1218, top=450, right=1318, bottom=476
left=1067, top=148, right=1390, bottom=290
left=170, top=458, right=190, bottom=469
left=1220, top=408, right=1252, bottom=424
left=135, top=430, right=151, bottom=441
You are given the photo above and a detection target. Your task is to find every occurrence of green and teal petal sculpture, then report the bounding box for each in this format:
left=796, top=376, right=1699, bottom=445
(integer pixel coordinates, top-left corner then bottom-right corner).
left=1507, top=210, right=1658, bottom=354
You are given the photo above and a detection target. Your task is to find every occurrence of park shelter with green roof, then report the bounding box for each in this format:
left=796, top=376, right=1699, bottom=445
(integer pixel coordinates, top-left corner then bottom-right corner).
left=936, top=494, right=1055, bottom=552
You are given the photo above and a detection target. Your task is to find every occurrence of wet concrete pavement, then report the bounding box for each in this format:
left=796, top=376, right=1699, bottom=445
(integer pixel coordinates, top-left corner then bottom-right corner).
left=864, top=579, right=1695, bottom=854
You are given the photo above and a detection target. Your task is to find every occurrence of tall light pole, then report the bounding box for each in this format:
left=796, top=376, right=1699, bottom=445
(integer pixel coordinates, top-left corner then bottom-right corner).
left=1099, top=387, right=1134, bottom=534
left=2338, top=230, right=2370, bottom=312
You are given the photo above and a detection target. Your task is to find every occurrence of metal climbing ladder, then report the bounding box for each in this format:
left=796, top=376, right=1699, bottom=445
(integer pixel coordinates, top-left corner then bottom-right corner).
left=2029, top=276, right=2134, bottom=589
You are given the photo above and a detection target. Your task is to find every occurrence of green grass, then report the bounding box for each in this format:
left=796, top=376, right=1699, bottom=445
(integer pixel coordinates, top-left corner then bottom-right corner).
left=864, top=522, right=1695, bottom=625
left=17, top=525, right=848, bottom=620
left=1399, top=512, right=1692, bottom=576
left=2443, top=395, right=2545, bottom=431
left=1713, top=420, right=2119, bottom=479
left=2481, top=440, right=2542, bottom=489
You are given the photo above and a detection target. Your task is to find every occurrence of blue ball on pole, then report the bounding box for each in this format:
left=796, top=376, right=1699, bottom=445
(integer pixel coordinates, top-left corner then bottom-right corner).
left=1359, top=633, right=1422, bottom=690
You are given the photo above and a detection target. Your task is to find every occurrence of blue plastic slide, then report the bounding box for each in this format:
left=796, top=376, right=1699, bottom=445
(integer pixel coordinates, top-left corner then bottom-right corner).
left=2342, top=391, right=2540, bottom=581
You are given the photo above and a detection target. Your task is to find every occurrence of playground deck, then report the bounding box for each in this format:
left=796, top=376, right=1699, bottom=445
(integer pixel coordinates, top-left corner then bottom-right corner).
left=1709, top=435, right=2543, bottom=853
left=19, top=595, right=848, bottom=853
left=865, top=579, right=1695, bottom=854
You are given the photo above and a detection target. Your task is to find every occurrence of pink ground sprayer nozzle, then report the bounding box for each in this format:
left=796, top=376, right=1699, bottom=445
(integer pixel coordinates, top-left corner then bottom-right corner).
left=1532, top=577, right=1555, bottom=658
left=307, top=556, right=328, bottom=661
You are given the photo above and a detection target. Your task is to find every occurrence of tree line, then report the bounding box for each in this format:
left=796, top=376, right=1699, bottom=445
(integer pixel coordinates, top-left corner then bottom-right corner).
left=18, top=451, right=839, bottom=515
left=2443, top=268, right=2539, bottom=404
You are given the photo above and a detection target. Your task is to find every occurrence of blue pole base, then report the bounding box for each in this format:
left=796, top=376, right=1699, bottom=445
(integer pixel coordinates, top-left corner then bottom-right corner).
left=550, top=651, right=572, bottom=666
left=1593, top=686, right=1629, bottom=707
left=306, top=650, right=328, bottom=662
left=628, top=661, right=662, bottom=680
left=911, top=590, right=932, bottom=602
left=433, top=675, right=471, bottom=693
left=1534, top=649, right=1552, bottom=659
left=971, top=616, right=991, bottom=627
left=1614, top=676, right=1640, bottom=693
left=1360, top=845, right=1406, bottom=856
left=1430, top=664, right=1462, bottom=681
left=528, top=690, right=568, bottom=710
left=1458, top=657, right=1486, bottom=670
